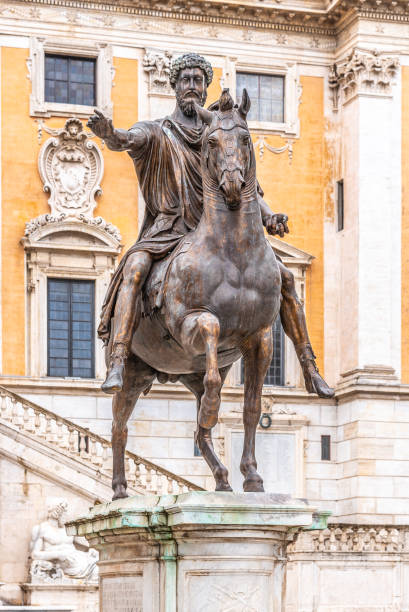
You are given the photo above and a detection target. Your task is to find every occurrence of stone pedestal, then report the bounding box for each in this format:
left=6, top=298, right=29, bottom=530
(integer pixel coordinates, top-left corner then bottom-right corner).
left=23, top=584, right=98, bottom=611
left=67, top=492, right=329, bottom=612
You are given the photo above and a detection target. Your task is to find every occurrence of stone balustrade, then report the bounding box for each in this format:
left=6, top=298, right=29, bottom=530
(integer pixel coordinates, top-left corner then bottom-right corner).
left=0, top=385, right=202, bottom=496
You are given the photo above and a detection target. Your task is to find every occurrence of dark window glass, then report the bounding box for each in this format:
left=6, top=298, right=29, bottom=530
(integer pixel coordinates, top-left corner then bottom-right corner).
left=337, top=179, right=344, bottom=232
left=241, top=316, right=285, bottom=386
left=236, top=73, right=284, bottom=123
left=321, top=435, right=331, bottom=461
left=45, top=54, right=96, bottom=106
left=47, top=279, right=95, bottom=378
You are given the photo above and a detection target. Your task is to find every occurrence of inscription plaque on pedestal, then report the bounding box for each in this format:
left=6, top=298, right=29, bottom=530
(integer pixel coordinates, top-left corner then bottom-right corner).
left=101, top=576, right=142, bottom=612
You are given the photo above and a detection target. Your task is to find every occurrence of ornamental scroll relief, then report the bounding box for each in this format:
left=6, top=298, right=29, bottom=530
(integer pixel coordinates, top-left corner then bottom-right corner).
left=38, top=117, right=103, bottom=218
left=27, top=117, right=121, bottom=241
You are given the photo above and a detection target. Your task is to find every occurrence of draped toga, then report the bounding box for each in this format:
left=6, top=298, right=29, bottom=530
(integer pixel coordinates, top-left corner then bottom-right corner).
left=98, top=117, right=205, bottom=344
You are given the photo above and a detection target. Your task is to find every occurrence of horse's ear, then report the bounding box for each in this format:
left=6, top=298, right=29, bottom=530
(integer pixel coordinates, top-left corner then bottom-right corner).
left=195, top=103, right=213, bottom=126
left=207, top=101, right=219, bottom=112
left=239, top=88, right=251, bottom=119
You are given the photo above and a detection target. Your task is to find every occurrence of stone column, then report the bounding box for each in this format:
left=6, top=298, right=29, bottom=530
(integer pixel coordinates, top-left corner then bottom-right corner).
left=67, top=492, right=329, bottom=612
left=335, top=49, right=401, bottom=382
left=329, top=49, right=407, bottom=523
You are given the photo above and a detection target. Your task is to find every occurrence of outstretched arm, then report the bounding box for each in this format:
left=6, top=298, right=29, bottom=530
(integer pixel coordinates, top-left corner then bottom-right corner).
left=257, top=192, right=289, bottom=238
left=87, top=109, right=147, bottom=152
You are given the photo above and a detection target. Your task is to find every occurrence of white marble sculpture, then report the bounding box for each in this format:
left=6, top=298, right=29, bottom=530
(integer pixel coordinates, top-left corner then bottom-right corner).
left=29, top=499, right=98, bottom=584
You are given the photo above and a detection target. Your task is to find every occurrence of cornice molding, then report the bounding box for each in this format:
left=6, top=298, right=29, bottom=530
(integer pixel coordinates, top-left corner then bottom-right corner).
left=1, top=0, right=335, bottom=35
left=5, top=0, right=409, bottom=38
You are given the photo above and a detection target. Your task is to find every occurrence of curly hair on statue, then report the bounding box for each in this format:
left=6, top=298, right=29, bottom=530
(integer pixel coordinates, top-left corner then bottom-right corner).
left=169, top=53, right=213, bottom=88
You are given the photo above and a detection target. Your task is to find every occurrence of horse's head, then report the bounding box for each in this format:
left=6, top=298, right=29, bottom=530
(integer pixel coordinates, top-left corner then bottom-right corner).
left=196, top=88, right=253, bottom=210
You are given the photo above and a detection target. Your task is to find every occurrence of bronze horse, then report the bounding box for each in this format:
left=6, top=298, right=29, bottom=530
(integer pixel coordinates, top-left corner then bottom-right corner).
left=110, top=89, right=282, bottom=499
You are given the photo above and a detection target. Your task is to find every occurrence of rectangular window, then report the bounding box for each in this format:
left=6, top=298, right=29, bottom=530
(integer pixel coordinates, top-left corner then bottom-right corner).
left=337, top=180, right=344, bottom=232
left=241, top=316, right=285, bottom=386
left=236, top=72, right=285, bottom=123
left=47, top=279, right=95, bottom=378
left=45, top=54, right=96, bottom=106
left=321, top=435, right=331, bottom=461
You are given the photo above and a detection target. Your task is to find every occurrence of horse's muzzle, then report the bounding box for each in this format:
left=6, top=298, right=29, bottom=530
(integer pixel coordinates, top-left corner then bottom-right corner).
left=219, top=170, right=245, bottom=209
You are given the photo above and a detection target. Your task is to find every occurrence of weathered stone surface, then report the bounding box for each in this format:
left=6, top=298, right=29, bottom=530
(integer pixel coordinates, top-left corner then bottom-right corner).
left=67, top=492, right=329, bottom=612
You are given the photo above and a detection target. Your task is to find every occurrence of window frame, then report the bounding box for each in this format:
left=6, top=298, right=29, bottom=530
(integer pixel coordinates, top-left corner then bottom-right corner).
left=47, top=278, right=96, bottom=379
left=236, top=72, right=285, bottom=124
left=27, top=37, right=114, bottom=118
left=233, top=62, right=301, bottom=137
left=22, top=222, right=122, bottom=381
left=44, top=54, right=97, bottom=107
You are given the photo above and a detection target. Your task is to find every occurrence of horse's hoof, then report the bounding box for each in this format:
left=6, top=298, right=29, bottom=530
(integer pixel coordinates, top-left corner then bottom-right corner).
left=112, top=485, right=128, bottom=500
left=215, top=483, right=233, bottom=492
left=243, top=477, right=264, bottom=493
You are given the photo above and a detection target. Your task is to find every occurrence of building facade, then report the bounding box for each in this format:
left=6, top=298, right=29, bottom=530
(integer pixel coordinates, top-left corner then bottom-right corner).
left=1, top=0, right=409, bottom=609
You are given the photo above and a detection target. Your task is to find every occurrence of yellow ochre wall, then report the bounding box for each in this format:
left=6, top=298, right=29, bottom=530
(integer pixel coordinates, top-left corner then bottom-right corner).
left=1, top=47, right=43, bottom=375
left=1, top=51, right=140, bottom=374
left=1, top=54, right=323, bottom=376
left=402, top=66, right=409, bottom=383
left=255, top=76, right=325, bottom=371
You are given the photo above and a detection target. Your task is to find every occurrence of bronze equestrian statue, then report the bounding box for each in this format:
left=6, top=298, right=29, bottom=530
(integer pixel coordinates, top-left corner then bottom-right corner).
left=88, top=54, right=333, bottom=499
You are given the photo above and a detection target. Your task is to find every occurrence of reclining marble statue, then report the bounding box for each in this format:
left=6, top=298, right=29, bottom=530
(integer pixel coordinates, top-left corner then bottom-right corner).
left=30, top=500, right=98, bottom=583
left=87, top=53, right=334, bottom=500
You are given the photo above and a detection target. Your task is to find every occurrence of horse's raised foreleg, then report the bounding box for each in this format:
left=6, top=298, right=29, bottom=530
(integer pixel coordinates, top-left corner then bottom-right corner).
left=180, top=313, right=229, bottom=490
left=180, top=367, right=232, bottom=491
left=181, top=312, right=222, bottom=429
left=111, top=353, right=156, bottom=500
left=197, top=312, right=222, bottom=429
left=241, top=325, right=274, bottom=492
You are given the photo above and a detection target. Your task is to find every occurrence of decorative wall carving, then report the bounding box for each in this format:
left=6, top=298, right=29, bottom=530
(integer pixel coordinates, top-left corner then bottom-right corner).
left=24, top=213, right=122, bottom=242
left=27, top=116, right=121, bottom=241
left=29, top=499, right=98, bottom=584
left=38, top=118, right=103, bottom=220
left=4, top=0, right=409, bottom=38
left=254, top=135, right=294, bottom=164
left=288, top=525, right=409, bottom=554
left=261, top=397, right=297, bottom=416
left=330, top=49, right=400, bottom=109
left=143, top=49, right=174, bottom=96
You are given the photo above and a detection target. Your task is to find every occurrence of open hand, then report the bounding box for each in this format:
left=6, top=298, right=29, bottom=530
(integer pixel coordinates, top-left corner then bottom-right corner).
left=87, top=109, right=114, bottom=139
left=265, top=214, right=289, bottom=237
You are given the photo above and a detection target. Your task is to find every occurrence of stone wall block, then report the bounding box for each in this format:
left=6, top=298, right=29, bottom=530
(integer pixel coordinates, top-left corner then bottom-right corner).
left=132, top=398, right=169, bottom=421
left=126, top=436, right=169, bottom=459
left=51, top=395, right=98, bottom=420
left=168, top=399, right=197, bottom=421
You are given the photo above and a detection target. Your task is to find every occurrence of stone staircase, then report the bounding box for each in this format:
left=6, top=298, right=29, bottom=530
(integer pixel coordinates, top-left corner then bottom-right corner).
left=0, top=385, right=202, bottom=498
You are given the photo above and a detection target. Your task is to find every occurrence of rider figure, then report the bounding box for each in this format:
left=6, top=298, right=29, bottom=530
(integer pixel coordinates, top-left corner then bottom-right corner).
left=87, top=53, right=334, bottom=399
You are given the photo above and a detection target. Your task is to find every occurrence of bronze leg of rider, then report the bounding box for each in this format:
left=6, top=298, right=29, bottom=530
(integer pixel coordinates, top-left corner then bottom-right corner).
left=278, top=261, right=334, bottom=398
left=102, top=251, right=152, bottom=394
